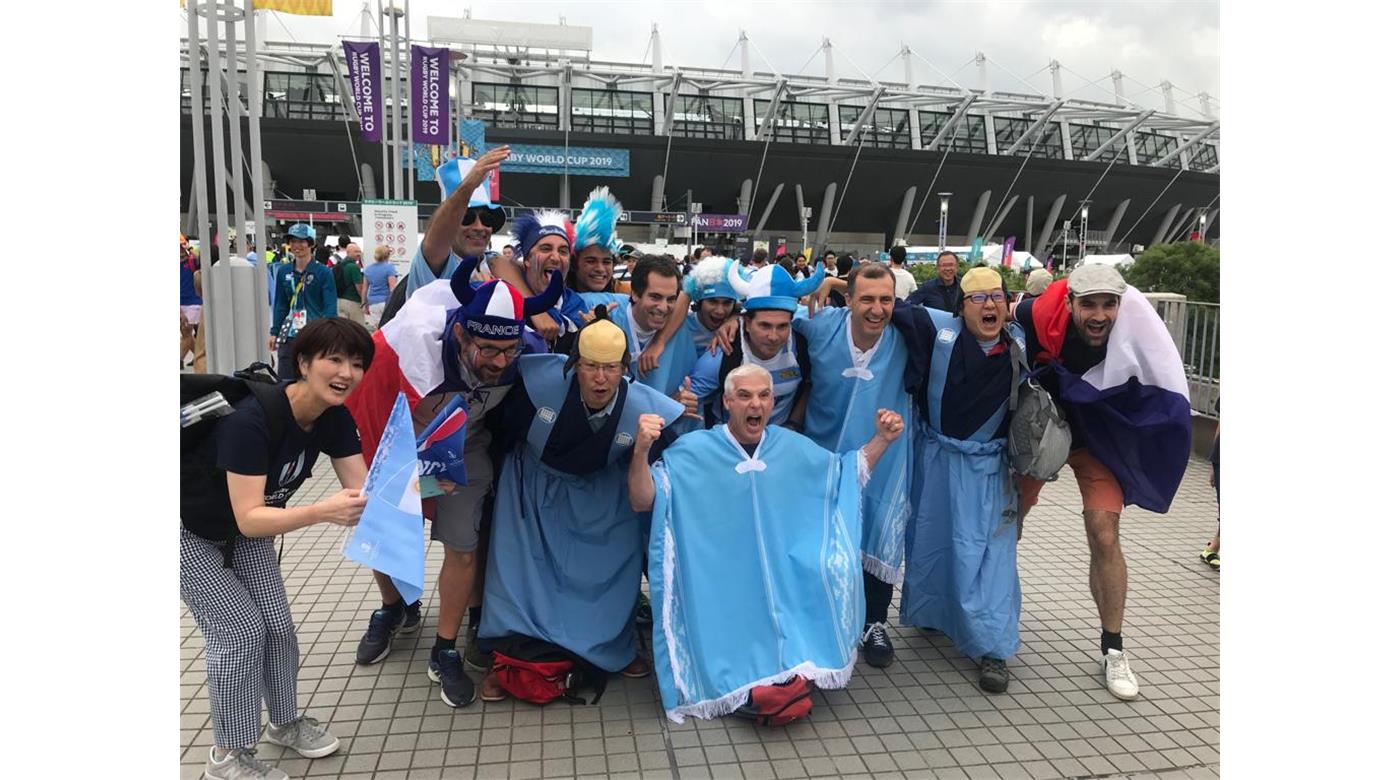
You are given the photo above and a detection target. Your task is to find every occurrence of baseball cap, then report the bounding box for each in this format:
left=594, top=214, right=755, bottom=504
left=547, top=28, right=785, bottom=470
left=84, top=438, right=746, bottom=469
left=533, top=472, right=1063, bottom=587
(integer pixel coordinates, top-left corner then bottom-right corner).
left=1025, top=268, right=1053, bottom=295
left=284, top=223, right=315, bottom=241
left=1068, top=264, right=1126, bottom=297
left=618, top=244, right=639, bottom=258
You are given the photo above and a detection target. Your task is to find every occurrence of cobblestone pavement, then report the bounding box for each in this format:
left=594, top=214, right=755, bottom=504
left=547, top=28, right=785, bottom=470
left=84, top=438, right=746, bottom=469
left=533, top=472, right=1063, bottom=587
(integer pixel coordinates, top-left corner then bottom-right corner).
left=180, top=455, right=1220, bottom=779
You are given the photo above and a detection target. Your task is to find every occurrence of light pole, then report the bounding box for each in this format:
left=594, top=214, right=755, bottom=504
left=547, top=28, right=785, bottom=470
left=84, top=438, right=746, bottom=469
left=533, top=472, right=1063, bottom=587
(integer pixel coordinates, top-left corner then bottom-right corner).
left=1078, top=201, right=1091, bottom=264
left=800, top=206, right=812, bottom=254
left=1062, top=219, right=1071, bottom=269
left=938, top=192, right=951, bottom=252
left=1198, top=211, right=1207, bottom=243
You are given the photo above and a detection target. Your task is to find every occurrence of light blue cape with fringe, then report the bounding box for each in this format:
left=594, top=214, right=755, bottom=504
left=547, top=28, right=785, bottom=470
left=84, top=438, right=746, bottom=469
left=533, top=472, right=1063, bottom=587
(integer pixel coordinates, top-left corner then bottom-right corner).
left=648, top=425, right=863, bottom=722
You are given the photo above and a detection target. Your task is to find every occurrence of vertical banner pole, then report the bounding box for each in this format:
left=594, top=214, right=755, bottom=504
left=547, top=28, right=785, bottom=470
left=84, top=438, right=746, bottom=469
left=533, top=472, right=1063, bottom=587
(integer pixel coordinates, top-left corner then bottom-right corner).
left=244, top=0, right=270, bottom=360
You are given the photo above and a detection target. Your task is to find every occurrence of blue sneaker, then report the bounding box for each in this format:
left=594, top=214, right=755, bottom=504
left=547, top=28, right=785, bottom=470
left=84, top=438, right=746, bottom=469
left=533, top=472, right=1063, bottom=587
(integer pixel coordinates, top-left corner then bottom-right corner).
left=401, top=600, right=423, bottom=634
left=427, top=648, right=478, bottom=708
left=355, top=608, right=404, bottom=665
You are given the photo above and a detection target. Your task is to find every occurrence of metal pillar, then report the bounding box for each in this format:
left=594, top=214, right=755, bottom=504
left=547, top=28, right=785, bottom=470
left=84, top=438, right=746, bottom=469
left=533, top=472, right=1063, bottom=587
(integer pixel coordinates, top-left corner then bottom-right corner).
left=752, top=183, right=784, bottom=235
left=186, top=5, right=211, bottom=262
left=738, top=178, right=753, bottom=216
left=1101, top=199, right=1130, bottom=250
left=965, top=189, right=991, bottom=242
left=892, top=186, right=917, bottom=244
left=204, top=2, right=234, bottom=374
left=985, top=195, right=1019, bottom=239
left=815, top=182, right=837, bottom=249
left=223, top=14, right=247, bottom=260
left=1049, top=59, right=1062, bottom=98
left=975, top=51, right=987, bottom=93
left=1024, top=195, right=1034, bottom=253
left=1111, top=70, right=1124, bottom=106
left=1150, top=203, right=1183, bottom=246
left=1033, top=193, right=1067, bottom=258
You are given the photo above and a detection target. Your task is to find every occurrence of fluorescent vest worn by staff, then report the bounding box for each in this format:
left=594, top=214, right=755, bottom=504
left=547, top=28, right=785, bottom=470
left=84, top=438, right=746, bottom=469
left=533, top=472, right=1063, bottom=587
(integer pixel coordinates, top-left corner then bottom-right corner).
left=898, top=308, right=1024, bottom=661
left=649, top=425, right=863, bottom=722
left=794, top=308, right=914, bottom=584
left=479, top=354, right=683, bottom=672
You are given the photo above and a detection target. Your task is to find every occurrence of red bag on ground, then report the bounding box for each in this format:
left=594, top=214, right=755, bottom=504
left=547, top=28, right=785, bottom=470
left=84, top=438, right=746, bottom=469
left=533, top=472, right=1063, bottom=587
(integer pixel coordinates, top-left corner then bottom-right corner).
left=732, top=676, right=813, bottom=726
left=492, top=653, right=575, bottom=704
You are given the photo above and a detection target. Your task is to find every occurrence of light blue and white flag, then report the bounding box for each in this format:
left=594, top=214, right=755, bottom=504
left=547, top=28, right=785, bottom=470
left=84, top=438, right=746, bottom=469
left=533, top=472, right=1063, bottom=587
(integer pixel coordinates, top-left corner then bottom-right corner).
left=343, top=392, right=426, bottom=604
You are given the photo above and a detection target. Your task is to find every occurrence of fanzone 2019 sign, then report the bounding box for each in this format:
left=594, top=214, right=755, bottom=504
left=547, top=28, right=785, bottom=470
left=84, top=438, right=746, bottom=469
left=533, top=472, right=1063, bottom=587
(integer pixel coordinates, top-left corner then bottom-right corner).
left=486, top=143, right=629, bottom=177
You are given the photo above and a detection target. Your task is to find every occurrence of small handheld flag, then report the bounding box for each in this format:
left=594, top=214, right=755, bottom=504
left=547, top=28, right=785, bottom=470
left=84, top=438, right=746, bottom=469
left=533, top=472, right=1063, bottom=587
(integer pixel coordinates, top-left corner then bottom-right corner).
left=416, top=395, right=469, bottom=486
left=344, top=393, right=426, bottom=605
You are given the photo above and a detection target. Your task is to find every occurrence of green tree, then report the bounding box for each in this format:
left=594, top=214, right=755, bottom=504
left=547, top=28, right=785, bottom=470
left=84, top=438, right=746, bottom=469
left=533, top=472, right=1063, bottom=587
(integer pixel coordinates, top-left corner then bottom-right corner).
left=1123, top=242, right=1220, bottom=302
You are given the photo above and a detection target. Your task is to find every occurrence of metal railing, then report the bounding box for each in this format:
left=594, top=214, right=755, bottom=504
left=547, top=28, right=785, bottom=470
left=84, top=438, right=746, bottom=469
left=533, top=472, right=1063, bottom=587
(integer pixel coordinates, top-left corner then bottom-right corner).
left=1150, top=295, right=1219, bottom=418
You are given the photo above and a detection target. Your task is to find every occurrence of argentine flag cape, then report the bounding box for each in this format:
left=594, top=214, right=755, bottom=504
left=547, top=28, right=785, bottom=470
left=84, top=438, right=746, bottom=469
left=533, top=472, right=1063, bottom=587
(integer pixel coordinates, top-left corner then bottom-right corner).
left=343, top=393, right=426, bottom=605
left=1028, top=281, right=1192, bottom=512
left=649, top=425, right=863, bottom=722
left=480, top=354, right=683, bottom=672
left=580, top=292, right=700, bottom=398
left=794, top=308, right=914, bottom=584
left=898, top=309, right=1023, bottom=661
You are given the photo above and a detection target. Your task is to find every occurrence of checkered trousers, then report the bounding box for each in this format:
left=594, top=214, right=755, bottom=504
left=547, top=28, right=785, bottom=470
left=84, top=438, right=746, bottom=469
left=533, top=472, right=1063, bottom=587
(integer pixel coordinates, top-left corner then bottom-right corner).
left=180, top=528, right=301, bottom=749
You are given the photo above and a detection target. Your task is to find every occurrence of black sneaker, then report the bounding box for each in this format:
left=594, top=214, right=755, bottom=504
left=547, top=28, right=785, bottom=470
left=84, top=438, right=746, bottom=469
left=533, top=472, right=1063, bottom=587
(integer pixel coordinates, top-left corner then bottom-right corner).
left=978, top=656, right=1010, bottom=693
left=635, top=591, right=653, bottom=627
left=861, top=622, right=895, bottom=668
left=401, top=600, right=423, bottom=634
left=427, top=648, right=477, bottom=708
left=355, top=608, right=404, bottom=665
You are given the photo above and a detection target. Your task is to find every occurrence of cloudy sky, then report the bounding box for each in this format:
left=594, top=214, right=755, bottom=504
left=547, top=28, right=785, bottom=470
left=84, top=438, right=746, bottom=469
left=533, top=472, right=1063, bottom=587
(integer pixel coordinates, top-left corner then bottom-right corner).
left=197, top=0, right=1219, bottom=116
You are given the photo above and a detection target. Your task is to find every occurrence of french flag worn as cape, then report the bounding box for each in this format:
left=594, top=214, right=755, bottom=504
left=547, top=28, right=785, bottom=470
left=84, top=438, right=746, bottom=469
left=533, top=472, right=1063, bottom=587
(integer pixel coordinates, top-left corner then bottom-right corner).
left=416, top=395, right=469, bottom=485
left=346, top=280, right=469, bottom=464
left=1030, top=279, right=1193, bottom=513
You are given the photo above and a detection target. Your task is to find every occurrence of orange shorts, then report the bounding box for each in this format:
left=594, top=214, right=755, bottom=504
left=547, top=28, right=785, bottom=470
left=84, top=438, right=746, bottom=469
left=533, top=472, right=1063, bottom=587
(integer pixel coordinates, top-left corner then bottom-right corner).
left=1016, top=448, right=1125, bottom=515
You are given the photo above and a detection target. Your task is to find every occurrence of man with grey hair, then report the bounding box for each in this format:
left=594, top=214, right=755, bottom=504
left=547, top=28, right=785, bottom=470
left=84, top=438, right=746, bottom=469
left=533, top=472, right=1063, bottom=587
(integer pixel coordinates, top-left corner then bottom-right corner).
left=630, top=363, right=905, bottom=723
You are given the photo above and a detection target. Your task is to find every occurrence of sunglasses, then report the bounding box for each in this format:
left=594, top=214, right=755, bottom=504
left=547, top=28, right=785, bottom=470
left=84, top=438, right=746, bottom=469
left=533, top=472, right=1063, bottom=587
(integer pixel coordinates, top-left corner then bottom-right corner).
left=462, top=206, right=506, bottom=231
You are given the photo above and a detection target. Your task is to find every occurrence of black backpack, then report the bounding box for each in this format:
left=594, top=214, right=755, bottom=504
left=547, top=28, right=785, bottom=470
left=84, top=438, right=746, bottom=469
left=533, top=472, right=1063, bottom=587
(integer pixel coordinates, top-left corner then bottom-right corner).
left=180, top=362, right=288, bottom=567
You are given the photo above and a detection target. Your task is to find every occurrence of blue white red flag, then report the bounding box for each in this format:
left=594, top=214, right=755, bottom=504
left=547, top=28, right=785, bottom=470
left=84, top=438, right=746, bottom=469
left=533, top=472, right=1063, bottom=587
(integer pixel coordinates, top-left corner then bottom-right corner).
left=416, top=395, right=469, bottom=485
left=344, top=393, right=426, bottom=604
left=1030, top=281, right=1192, bottom=512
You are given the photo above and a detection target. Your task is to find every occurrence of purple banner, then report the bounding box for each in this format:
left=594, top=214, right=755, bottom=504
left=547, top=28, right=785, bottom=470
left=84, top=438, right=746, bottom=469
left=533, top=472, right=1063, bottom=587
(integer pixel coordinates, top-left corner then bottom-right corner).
left=410, top=45, right=450, bottom=145
left=692, top=213, right=749, bottom=233
left=342, top=41, right=381, bottom=143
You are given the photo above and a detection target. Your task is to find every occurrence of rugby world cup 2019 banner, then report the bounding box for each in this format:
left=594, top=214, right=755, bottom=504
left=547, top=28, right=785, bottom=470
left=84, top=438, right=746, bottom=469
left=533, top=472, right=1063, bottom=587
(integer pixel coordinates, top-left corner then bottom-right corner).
left=342, top=41, right=382, bottom=143
left=489, top=143, right=629, bottom=177
left=410, top=46, right=450, bottom=146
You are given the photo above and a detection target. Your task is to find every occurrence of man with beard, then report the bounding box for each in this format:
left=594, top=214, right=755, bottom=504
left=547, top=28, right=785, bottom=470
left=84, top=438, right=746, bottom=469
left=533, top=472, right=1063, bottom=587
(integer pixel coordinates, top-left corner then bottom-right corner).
left=792, top=265, right=914, bottom=669
left=906, top=251, right=961, bottom=312
left=630, top=364, right=905, bottom=724
left=345, top=261, right=565, bottom=708
left=1011, top=264, right=1192, bottom=701
left=377, top=151, right=511, bottom=326
left=892, top=267, right=1025, bottom=694
left=476, top=312, right=688, bottom=701
left=688, top=261, right=825, bottom=429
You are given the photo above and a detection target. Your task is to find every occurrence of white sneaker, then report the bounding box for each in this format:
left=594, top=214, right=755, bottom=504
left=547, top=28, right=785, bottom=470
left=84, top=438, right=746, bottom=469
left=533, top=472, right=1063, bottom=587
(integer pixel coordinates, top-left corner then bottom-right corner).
left=1102, top=649, right=1139, bottom=700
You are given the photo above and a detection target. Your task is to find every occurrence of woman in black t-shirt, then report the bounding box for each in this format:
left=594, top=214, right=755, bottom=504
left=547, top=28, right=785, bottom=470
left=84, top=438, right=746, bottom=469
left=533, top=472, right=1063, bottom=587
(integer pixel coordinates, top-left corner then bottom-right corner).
left=181, top=318, right=374, bottom=780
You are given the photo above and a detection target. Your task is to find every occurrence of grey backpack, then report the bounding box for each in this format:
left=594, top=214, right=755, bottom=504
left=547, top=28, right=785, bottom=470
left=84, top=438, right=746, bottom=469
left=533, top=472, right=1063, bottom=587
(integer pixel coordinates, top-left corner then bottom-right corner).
left=1006, top=339, right=1071, bottom=481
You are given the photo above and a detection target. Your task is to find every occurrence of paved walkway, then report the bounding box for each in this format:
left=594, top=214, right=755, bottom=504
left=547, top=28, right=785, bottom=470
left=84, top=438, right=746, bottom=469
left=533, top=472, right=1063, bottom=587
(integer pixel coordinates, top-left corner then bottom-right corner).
left=180, top=456, right=1220, bottom=780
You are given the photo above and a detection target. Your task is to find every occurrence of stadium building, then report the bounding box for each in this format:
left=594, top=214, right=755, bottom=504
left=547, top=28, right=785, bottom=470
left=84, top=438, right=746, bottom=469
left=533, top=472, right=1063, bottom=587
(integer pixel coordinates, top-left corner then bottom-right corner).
left=180, top=10, right=1220, bottom=261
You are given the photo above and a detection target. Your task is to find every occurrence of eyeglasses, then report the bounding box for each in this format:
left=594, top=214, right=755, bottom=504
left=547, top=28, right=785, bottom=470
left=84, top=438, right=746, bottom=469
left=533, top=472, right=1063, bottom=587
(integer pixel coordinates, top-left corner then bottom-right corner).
left=471, top=342, right=522, bottom=360
left=462, top=206, right=506, bottom=231
left=965, top=292, right=1007, bottom=304
left=576, top=360, right=623, bottom=375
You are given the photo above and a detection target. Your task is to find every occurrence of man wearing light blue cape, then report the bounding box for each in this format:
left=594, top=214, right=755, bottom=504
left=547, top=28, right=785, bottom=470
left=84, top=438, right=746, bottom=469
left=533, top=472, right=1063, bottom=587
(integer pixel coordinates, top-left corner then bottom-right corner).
left=477, top=312, right=688, bottom=701
left=891, top=267, right=1025, bottom=694
left=628, top=363, right=906, bottom=722
left=791, top=263, right=914, bottom=669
